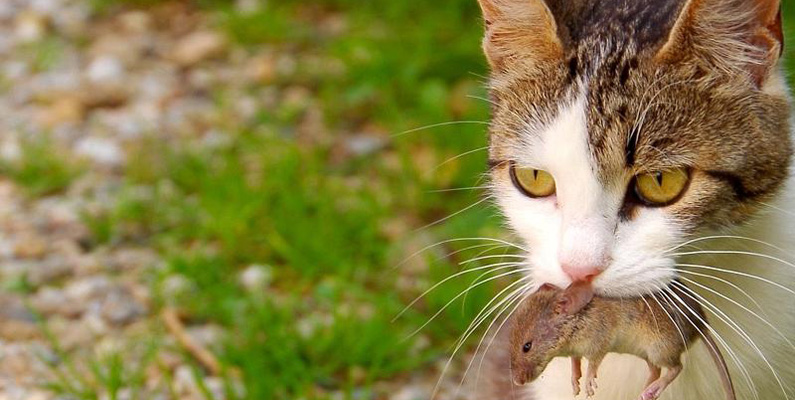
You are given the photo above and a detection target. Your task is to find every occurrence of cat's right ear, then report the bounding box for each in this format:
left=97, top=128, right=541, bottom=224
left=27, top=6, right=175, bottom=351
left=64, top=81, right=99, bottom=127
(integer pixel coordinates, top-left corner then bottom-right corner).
left=476, top=0, right=562, bottom=71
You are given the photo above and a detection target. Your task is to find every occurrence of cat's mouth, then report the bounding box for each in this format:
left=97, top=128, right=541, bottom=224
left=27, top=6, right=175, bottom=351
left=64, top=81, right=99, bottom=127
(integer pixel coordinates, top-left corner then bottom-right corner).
left=530, top=257, right=679, bottom=298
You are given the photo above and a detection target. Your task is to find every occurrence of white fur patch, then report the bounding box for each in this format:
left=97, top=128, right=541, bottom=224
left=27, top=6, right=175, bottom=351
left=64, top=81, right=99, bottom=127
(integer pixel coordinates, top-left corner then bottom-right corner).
left=496, top=92, right=679, bottom=296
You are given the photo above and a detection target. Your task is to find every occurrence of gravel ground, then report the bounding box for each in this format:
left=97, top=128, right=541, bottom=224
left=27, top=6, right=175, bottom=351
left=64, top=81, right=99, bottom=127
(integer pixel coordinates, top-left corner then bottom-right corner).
left=0, top=1, right=482, bottom=399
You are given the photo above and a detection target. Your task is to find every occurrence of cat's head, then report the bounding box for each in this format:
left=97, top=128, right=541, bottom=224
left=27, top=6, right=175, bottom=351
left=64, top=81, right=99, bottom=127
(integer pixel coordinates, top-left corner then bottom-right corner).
left=479, top=0, right=792, bottom=296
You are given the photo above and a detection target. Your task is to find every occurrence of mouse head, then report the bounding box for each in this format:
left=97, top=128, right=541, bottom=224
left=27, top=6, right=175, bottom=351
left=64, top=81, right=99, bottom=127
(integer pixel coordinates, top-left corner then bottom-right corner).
left=510, top=282, right=594, bottom=386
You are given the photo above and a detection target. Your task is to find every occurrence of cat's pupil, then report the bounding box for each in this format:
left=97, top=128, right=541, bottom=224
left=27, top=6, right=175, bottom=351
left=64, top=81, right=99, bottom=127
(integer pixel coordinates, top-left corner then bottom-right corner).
left=654, top=172, right=663, bottom=186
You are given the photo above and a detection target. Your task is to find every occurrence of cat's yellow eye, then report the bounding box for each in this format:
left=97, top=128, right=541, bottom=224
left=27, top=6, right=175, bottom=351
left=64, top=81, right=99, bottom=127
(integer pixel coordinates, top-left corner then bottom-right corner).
left=634, top=168, right=689, bottom=206
left=510, top=164, right=556, bottom=198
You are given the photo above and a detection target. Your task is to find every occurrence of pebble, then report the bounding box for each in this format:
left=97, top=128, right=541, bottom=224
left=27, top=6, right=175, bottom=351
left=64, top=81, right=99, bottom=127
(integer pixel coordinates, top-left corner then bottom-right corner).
left=86, top=56, right=125, bottom=83
left=391, top=386, right=429, bottom=400
left=238, top=264, right=272, bottom=292
left=172, top=31, right=227, bottom=66
left=14, top=11, right=48, bottom=43
left=100, top=286, right=146, bottom=325
left=74, top=136, right=125, bottom=166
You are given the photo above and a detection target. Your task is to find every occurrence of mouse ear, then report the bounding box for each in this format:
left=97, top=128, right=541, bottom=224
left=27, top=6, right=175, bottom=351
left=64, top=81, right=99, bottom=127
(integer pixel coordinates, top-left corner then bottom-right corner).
left=554, top=282, right=594, bottom=315
left=536, top=283, right=559, bottom=293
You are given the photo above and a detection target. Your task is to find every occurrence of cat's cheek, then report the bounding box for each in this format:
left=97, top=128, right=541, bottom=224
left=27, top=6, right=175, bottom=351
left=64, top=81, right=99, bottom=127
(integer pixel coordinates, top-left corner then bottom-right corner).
left=493, top=183, right=571, bottom=287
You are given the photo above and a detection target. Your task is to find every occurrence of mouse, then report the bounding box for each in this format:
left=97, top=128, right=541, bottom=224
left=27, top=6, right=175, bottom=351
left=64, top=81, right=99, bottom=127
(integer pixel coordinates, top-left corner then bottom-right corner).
left=509, top=282, right=735, bottom=400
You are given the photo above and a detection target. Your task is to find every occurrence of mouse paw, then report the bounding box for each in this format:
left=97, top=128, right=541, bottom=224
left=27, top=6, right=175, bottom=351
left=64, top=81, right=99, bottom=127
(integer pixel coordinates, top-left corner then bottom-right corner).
left=571, top=376, right=581, bottom=396
left=585, top=376, right=598, bottom=397
left=638, top=382, right=664, bottom=400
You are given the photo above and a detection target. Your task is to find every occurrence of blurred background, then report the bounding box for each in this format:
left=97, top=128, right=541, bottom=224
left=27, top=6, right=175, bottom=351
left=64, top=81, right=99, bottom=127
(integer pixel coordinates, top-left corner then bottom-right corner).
left=0, top=1, right=792, bottom=399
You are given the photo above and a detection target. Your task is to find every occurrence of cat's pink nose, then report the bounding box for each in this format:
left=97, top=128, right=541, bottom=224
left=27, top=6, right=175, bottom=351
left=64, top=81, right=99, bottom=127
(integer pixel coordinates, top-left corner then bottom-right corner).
left=561, top=263, right=602, bottom=283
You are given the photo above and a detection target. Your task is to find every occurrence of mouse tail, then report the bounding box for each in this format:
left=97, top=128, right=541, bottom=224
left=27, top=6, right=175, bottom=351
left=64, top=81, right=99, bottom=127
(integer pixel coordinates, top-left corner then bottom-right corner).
left=701, top=330, right=736, bottom=400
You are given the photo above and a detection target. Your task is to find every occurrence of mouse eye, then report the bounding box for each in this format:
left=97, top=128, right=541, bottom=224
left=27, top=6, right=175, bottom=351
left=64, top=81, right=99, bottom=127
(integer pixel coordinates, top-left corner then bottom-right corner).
left=522, top=341, right=532, bottom=353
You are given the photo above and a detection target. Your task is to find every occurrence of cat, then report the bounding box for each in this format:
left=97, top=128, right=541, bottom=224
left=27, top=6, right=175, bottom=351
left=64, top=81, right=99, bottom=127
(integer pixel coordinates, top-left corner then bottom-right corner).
left=472, top=0, right=795, bottom=399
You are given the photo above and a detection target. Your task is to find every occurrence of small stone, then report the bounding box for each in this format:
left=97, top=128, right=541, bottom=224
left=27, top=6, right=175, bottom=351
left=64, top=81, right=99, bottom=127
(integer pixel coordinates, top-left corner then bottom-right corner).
left=239, top=264, right=272, bottom=292
left=245, top=55, right=277, bottom=84
left=15, top=11, right=49, bottom=43
left=74, top=137, right=125, bottom=166
left=161, top=274, right=194, bottom=303
left=344, top=134, right=388, bottom=157
left=391, top=386, right=427, bottom=400
left=172, top=31, right=227, bottom=66
left=49, top=317, right=94, bottom=350
left=173, top=365, right=197, bottom=395
left=65, top=276, right=111, bottom=304
left=235, top=0, right=262, bottom=14
left=32, top=287, right=80, bottom=317
left=100, top=286, right=146, bottom=325
left=0, top=320, right=41, bottom=341
left=87, top=56, right=125, bottom=83
left=118, top=11, right=152, bottom=34
left=14, top=234, right=48, bottom=259
left=0, top=134, right=21, bottom=162
left=27, top=255, right=72, bottom=286
left=39, top=96, right=85, bottom=128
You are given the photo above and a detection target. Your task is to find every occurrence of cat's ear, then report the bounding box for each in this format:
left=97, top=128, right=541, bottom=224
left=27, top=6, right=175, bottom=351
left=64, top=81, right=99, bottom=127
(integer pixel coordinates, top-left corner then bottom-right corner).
left=656, top=0, right=783, bottom=87
left=476, top=0, right=563, bottom=71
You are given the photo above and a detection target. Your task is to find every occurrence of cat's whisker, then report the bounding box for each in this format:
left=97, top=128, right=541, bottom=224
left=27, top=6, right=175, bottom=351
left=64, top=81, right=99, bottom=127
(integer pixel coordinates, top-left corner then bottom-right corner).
left=639, top=291, right=661, bottom=333
left=462, top=262, right=523, bottom=309
left=670, top=282, right=790, bottom=400
left=659, top=288, right=759, bottom=400
left=756, top=200, right=795, bottom=218
left=459, top=253, right=526, bottom=265
left=667, top=267, right=766, bottom=314
left=449, top=243, right=512, bottom=262
left=392, top=236, right=528, bottom=270
left=428, top=186, right=490, bottom=193
left=648, top=290, right=687, bottom=351
left=391, top=120, right=490, bottom=138
left=394, top=262, right=525, bottom=322
left=665, top=234, right=792, bottom=257
left=404, top=268, right=527, bottom=340
left=434, top=146, right=490, bottom=171
left=675, top=276, right=795, bottom=353
left=413, top=195, right=495, bottom=232
left=672, top=249, right=795, bottom=271
left=676, top=262, right=795, bottom=297
left=432, top=278, right=533, bottom=400
left=472, top=284, right=536, bottom=392
left=462, top=281, right=534, bottom=393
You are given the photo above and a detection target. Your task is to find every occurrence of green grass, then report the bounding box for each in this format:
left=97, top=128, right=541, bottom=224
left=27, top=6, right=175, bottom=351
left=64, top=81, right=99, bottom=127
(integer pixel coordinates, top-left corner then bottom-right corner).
left=28, top=0, right=795, bottom=399
left=0, top=136, right=84, bottom=197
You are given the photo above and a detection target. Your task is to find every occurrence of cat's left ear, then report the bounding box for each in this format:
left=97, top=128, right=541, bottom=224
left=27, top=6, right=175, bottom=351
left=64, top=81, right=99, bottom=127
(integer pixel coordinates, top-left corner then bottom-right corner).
left=656, top=0, right=783, bottom=88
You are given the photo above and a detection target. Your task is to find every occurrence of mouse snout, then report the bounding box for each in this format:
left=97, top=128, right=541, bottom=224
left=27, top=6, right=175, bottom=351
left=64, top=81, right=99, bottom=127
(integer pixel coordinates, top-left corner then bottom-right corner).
left=512, top=371, right=527, bottom=386
left=511, top=363, right=532, bottom=386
